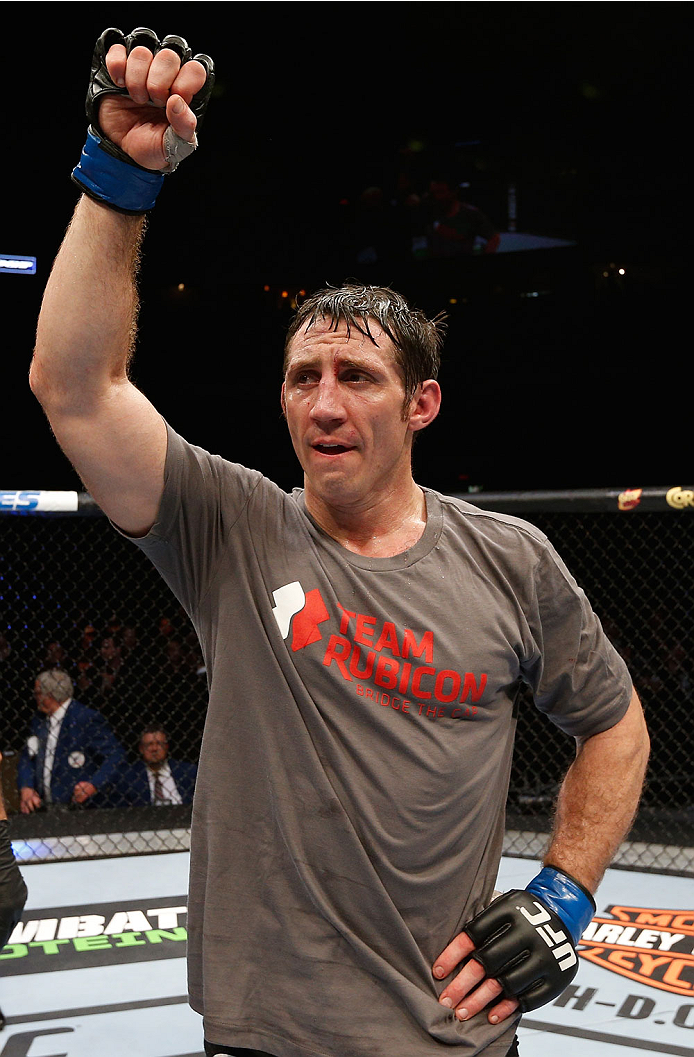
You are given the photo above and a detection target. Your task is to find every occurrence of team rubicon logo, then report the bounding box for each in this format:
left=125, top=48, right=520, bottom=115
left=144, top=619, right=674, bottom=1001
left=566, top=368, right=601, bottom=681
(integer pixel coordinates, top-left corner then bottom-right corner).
left=580, top=905, right=694, bottom=996
left=270, top=580, right=488, bottom=719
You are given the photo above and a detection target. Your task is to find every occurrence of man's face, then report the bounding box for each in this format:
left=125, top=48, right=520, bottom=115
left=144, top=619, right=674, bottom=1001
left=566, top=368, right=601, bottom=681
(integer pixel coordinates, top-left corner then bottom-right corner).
left=100, top=637, right=120, bottom=661
left=282, top=319, right=418, bottom=511
left=140, top=733, right=169, bottom=768
left=33, top=681, right=57, bottom=715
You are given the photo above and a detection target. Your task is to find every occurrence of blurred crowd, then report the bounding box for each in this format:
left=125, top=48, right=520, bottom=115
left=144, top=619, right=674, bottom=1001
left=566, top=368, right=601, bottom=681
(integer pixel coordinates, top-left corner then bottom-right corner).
left=337, top=171, right=501, bottom=267
left=0, top=609, right=206, bottom=814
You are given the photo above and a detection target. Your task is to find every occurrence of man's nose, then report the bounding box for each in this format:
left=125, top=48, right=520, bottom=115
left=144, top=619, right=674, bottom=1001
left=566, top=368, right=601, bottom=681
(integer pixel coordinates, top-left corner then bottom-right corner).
left=309, top=377, right=347, bottom=424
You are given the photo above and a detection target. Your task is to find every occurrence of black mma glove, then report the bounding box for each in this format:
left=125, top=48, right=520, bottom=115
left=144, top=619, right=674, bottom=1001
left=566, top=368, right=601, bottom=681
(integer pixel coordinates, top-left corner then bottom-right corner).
left=464, top=866, right=595, bottom=1012
left=71, top=27, right=214, bottom=214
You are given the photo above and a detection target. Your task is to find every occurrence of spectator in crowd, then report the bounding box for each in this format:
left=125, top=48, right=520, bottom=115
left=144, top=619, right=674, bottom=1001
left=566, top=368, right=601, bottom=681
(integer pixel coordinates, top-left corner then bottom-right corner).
left=184, top=629, right=207, bottom=679
left=148, top=634, right=208, bottom=730
left=104, top=612, right=123, bottom=640
left=93, top=633, right=125, bottom=695
left=76, top=630, right=149, bottom=745
left=73, top=620, right=100, bottom=693
left=17, top=669, right=126, bottom=812
left=120, top=624, right=141, bottom=661
left=79, top=631, right=129, bottom=735
left=115, top=725, right=197, bottom=806
left=41, top=639, right=73, bottom=673
left=76, top=620, right=99, bottom=661
left=426, top=176, right=500, bottom=257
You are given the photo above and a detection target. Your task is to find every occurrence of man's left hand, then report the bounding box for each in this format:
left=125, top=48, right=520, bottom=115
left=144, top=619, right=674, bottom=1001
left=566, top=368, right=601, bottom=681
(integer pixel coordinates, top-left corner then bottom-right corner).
left=433, top=868, right=595, bottom=1020
left=72, top=781, right=97, bottom=804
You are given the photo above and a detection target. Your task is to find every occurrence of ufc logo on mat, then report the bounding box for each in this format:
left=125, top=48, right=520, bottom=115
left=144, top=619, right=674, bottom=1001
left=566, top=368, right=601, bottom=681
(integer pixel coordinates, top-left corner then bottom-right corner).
left=519, top=901, right=578, bottom=971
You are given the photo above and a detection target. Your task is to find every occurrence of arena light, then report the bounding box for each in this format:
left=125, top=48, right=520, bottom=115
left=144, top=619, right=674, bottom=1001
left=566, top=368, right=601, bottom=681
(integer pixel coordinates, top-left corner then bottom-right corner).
left=0, top=254, right=36, bottom=275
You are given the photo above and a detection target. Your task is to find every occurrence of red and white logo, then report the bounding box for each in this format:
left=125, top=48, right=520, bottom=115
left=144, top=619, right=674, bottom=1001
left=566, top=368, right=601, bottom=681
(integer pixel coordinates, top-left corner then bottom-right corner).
left=270, top=581, right=488, bottom=722
left=271, top=581, right=330, bottom=652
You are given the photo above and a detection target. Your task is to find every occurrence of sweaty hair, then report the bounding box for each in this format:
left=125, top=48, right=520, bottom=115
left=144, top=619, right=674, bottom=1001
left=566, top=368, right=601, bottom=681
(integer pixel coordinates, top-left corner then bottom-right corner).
left=36, top=668, right=73, bottom=704
left=283, top=283, right=447, bottom=405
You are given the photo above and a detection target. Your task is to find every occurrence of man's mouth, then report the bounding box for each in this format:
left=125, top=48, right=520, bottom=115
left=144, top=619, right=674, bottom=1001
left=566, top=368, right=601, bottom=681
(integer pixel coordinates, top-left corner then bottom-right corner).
left=312, top=442, right=355, bottom=456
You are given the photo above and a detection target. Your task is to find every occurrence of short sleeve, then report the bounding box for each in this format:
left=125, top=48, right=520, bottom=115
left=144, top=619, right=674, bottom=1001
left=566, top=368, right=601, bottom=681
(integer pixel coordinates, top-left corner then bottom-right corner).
left=114, top=422, right=264, bottom=616
left=521, top=537, right=633, bottom=738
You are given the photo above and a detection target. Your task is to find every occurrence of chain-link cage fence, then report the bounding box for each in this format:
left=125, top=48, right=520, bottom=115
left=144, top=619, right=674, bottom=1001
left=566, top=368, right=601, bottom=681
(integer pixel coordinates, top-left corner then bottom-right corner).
left=1, top=496, right=205, bottom=861
left=468, top=487, right=694, bottom=877
left=1, top=487, right=692, bottom=874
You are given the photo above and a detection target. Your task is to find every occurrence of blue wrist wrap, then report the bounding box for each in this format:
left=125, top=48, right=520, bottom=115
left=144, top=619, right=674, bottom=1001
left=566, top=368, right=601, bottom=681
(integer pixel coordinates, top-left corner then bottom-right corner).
left=525, top=866, right=596, bottom=945
left=72, top=129, right=165, bottom=214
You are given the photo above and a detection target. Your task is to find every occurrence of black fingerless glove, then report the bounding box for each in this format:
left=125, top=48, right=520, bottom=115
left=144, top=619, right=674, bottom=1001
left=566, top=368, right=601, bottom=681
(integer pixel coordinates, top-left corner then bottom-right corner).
left=464, top=867, right=595, bottom=1012
left=71, top=27, right=214, bottom=214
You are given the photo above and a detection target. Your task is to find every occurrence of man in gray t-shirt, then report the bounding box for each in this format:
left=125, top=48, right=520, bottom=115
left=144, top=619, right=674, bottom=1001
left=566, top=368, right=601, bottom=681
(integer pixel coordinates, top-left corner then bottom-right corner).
left=30, top=28, right=650, bottom=1057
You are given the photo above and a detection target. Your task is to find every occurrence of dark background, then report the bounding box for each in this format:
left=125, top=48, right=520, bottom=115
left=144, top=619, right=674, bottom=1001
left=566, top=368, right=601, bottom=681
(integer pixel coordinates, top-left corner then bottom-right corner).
left=2, top=4, right=688, bottom=495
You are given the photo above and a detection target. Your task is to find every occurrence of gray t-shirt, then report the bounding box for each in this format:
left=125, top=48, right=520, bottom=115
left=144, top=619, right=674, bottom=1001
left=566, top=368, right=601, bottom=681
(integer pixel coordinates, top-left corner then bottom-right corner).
left=128, top=424, right=632, bottom=1057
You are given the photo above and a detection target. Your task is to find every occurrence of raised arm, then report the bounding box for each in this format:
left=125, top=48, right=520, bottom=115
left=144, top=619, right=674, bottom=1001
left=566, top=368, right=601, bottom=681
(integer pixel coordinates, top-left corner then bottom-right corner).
left=29, top=28, right=213, bottom=536
left=30, top=198, right=163, bottom=536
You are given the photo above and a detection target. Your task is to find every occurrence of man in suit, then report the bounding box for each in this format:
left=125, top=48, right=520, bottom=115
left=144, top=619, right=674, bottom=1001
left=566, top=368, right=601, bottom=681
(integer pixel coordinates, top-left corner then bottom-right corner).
left=118, top=725, right=197, bottom=806
left=17, top=669, right=126, bottom=811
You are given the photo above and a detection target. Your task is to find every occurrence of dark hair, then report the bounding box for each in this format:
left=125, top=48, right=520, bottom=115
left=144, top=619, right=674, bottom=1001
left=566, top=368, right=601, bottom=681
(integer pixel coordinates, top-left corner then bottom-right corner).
left=284, top=283, right=446, bottom=405
left=140, top=724, right=168, bottom=742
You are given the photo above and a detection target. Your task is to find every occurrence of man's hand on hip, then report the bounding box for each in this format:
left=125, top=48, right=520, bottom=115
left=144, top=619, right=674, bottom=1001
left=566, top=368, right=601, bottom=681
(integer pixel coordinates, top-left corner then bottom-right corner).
left=433, top=868, right=595, bottom=1022
left=434, top=928, right=519, bottom=1024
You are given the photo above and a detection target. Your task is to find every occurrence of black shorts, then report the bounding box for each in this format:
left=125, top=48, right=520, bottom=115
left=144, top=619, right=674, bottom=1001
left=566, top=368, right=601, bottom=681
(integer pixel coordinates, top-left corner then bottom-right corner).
left=204, top=1037, right=521, bottom=1056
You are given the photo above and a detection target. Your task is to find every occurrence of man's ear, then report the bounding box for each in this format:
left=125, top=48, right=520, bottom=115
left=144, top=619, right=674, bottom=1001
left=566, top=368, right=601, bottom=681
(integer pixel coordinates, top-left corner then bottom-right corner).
left=280, top=381, right=287, bottom=419
left=407, top=379, right=442, bottom=433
